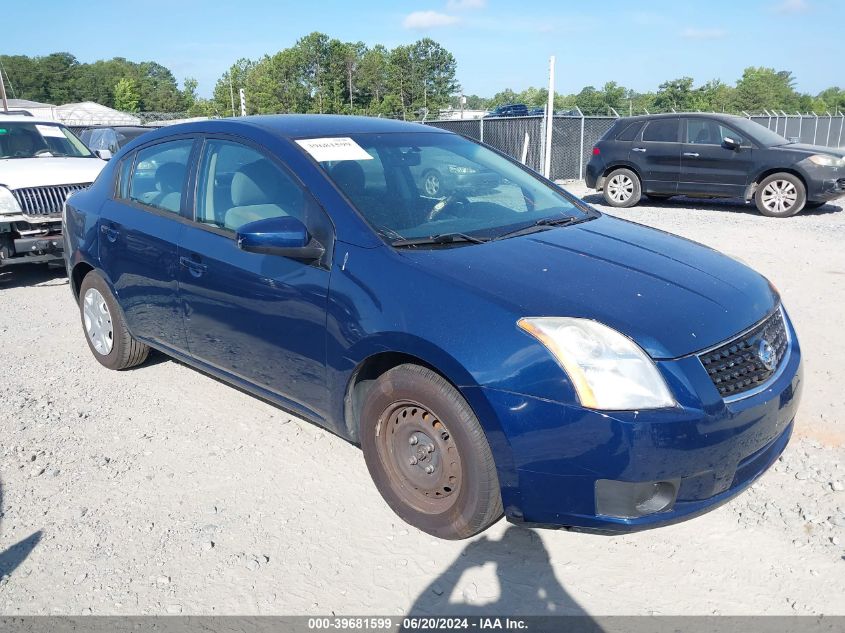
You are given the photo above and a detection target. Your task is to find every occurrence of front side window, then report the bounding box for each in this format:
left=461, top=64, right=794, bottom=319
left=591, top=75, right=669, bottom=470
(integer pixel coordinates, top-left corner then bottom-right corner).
left=0, top=122, right=94, bottom=159
left=128, top=139, right=193, bottom=213
left=195, top=140, right=307, bottom=232
left=642, top=119, right=679, bottom=143
left=304, top=132, right=590, bottom=243
left=686, top=119, right=746, bottom=146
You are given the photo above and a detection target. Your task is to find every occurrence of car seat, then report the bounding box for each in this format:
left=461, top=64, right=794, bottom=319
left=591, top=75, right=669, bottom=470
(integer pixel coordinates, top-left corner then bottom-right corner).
left=225, top=159, right=299, bottom=230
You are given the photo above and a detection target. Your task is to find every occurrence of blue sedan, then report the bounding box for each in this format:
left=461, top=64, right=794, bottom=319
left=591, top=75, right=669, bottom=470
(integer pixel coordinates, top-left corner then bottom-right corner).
left=63, top=115, right=802, bottom=539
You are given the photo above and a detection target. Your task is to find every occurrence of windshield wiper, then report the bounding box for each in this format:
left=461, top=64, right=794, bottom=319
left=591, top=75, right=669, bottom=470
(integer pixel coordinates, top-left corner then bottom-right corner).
left=392, top=232, right=490, bottom=247
left=493, top=215, right=579, bottom=241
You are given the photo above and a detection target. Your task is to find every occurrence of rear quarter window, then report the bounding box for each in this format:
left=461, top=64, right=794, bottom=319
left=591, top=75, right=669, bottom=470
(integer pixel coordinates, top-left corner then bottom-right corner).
left=615, top=121, right=644, bottom=142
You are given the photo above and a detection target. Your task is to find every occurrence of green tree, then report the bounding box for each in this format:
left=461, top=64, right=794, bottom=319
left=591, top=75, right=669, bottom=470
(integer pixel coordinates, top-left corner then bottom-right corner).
left=731, top=67, right=800, bottom=112
left=113, top=77, right=139, bottom=112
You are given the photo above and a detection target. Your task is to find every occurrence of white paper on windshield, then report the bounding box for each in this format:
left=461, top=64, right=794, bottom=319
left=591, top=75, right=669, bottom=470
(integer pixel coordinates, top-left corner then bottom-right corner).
left=36, top=124, right=66, bottom=138
left=296, top=137, right=373, bottom=162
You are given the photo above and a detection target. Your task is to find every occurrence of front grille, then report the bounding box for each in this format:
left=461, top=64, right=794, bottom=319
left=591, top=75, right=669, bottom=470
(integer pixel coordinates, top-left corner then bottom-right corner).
left=699, top=308, right=788, bottom=399
left=837, top=178, right=845, bottom=191
left=12, top=183, right=90, bottom=216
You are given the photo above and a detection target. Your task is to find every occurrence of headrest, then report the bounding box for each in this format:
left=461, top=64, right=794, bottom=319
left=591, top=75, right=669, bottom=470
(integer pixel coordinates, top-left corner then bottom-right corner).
left=330, top=161, right=365, bottom=197
left=231, top=159, right=286, bottom=207
left=155, top=162, right=186, bottom=193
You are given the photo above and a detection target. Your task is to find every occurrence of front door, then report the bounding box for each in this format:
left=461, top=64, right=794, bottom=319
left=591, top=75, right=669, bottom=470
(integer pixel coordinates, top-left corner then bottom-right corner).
left=679, top=118, right=753, bottom=197
left=177, top=138, right=334, bottom=419
left=634, top=117, right=681, bottom=195
left=98, top=137, right=196, bottom=353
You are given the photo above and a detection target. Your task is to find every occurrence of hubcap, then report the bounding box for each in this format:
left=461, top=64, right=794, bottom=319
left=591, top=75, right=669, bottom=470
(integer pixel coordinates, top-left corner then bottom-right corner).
left=607, top=174, right=634, bottom=203
left=376, top=402, right=462, bottom=512
left=83, top=288, right=114, bottom=355
left=761, top=180, right=798, bottom=214
left=423, top=173, right=441, bottom=196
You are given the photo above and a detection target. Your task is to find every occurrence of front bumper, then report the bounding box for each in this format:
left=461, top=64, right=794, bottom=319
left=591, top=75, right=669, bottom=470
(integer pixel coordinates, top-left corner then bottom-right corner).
left=801, top=161, right=845, bottom=202
left=463, top=313, right=803, bottom=533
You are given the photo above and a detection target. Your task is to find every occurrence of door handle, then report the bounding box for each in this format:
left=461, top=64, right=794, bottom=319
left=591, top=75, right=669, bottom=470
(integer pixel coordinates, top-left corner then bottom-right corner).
left=100, top=224, right=119, bottom=242
left=632, top=147, right=647, bottom=152
left=179, top=255, right=207, bottom=278
left=683, top=152, right=700, bottom=157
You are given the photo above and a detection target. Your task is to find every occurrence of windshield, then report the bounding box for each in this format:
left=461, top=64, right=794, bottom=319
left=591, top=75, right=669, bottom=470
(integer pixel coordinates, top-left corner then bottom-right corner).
left=729, top=118, right=789, bottom=147
left=0, top=122, right=94, bottom=159
left=307, top=132, right=590, bottom=243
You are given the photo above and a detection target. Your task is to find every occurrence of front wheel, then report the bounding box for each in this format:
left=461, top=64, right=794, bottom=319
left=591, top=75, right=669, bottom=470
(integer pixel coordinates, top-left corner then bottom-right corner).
left=421, top=169, right=443, bottom=197
left=602, top=168, right=642, bottom=208
left=360, top=364, right=503, bottom=539
left=78, top=272, right=149, bottom=370
left=755, top=173, right=806, bottom=217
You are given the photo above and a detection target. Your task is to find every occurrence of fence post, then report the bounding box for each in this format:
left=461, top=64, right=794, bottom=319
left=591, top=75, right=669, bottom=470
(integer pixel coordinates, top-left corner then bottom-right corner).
left=797, top=111, right=802, bottom=140
left=479, top=117, right=484, bottom=143
left=812, top=112, right=818, bottom=145
left=838, top=111, right=844, bottom=148
left=542, top=55, right=555, bottom=179
left=578, top=106, right=586, bottom=182
left=826, top=112, right=833, bottom=146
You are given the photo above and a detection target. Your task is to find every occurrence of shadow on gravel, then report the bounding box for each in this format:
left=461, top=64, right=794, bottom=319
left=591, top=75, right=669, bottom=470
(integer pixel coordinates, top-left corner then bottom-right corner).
left=0, top=263, right=67, bottom=289
left=579, top=193, right=843, bottom=218
left=407, top=526, right=591, bottom=617
left=0, top=481, right=43, bottom=580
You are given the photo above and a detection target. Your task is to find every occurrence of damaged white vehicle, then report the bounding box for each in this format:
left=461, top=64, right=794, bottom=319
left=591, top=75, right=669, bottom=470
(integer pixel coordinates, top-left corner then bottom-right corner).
left=0, top=116, right=107, bottom=268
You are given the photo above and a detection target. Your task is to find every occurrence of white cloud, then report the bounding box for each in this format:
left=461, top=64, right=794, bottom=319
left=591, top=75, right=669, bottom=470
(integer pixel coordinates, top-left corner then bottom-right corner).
left=774, top=0, right=810, bottom=12
left=446, top=0, right=487, bottom=9
left=402, top=10, right=461, bottom=29
left=681, top=28, right=728, bottom=40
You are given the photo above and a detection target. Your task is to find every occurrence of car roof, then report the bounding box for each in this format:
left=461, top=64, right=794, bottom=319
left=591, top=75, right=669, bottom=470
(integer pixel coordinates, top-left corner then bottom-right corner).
left=620, top=112, right=748, bottom=123
left=146, top=114, right=449, bottom=140
left=0, top=114, right=64, bottom=124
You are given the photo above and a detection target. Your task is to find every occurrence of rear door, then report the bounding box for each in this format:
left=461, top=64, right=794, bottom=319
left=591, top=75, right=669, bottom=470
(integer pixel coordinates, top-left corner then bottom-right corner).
left=679, top=118, right=753, bottom=197
left=633, top=118, right=681, bottom=194
left=98, top=137, right=197, bottom=353
left=177, top=137, right=335, bottom=419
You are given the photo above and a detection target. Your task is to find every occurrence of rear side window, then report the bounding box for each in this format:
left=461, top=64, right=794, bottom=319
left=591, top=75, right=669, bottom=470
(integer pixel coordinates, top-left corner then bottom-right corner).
left=616, top=121, right=644, bottom=141
left=128, top=139, right=194, bottom=213
left=642, top=119, right=679, bottom=143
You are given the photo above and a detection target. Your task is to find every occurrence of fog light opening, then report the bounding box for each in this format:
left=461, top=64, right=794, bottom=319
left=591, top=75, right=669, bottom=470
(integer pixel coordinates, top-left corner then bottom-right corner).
left=634, top=482, right=676, bottom=515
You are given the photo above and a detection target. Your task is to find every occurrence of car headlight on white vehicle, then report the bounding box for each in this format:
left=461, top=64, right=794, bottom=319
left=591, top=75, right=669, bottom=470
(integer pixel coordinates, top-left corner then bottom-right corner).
left=0, top=186, right=22, bottom=215
left=808, top=154, right=845, bottom=168
left=518, top=317, right=676, bottom=410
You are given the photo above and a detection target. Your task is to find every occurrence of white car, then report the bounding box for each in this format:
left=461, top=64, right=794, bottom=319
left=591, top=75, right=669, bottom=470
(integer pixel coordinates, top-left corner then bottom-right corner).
left=0, top=115, right=108, bottom=268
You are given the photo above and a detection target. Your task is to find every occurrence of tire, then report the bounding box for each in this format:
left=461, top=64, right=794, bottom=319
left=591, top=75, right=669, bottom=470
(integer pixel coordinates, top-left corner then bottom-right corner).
left=602, top=168, right=641, bottom=208
left=360, top=364, right=503, bottom=539
left=78, top=271, right=149, bottom=370
left=755, top=173, right=806, bottom=217
left=805, top=201, right=825, bottom=209
left=421, top=169, right=443, bottom=197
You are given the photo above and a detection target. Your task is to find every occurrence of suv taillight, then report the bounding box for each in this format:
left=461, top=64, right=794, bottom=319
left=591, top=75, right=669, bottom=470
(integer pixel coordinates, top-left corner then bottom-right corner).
left=592, top=147, right=600, bottom=155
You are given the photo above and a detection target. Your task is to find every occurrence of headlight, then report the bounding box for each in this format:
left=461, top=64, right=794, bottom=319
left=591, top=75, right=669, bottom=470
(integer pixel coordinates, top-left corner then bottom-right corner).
left=0, top=186, right=22, bottom=215
left=518, top=317, right=675, bottom=410
left=448, top=164, right=477, bottom=174
left=808, top=154, right=845, bottom=167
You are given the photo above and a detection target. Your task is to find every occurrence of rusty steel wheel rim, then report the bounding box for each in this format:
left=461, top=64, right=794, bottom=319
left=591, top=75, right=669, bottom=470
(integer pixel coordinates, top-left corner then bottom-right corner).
left=376, top=401, right=462, bottom=513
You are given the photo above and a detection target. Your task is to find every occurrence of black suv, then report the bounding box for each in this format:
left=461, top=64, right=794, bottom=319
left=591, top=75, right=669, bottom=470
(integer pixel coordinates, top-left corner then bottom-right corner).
left=485, top=103, right=529, bottom=118
left=586, top=113, right=845, bottom=217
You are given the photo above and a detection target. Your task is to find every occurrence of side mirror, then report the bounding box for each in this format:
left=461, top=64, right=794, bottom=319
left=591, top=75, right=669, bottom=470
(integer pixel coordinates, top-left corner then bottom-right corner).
left=236, top=216, right=325, bottom=261
left=722, top=137, right=739, bottom=151
left=95, top=149, right=113, bottom=161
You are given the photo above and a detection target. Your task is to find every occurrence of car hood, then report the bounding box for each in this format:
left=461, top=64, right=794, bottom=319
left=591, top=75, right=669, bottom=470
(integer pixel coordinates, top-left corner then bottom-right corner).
left=0, top=157, right=106, bottom=189
left=398, top=215, right=778, bottom=359
left=772, top=143, right=845, bottom=158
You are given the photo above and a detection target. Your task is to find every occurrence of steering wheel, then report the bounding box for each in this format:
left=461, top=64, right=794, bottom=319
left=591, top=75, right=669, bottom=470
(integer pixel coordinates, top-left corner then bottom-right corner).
left=427, top=191, right=469, bottom=222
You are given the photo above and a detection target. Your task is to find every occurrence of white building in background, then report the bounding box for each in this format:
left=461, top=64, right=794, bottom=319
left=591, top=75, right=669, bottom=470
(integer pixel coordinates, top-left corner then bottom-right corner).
left=3, top=99, right=57, bottom=119
left=52, top=102, right=142, bottom=126
left=436, top=107, right=489, bottom=120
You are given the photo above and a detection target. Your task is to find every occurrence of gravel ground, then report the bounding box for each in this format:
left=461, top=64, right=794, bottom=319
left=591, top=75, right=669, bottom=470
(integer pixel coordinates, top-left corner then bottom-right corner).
left=0, top=184, right=844, bottom=616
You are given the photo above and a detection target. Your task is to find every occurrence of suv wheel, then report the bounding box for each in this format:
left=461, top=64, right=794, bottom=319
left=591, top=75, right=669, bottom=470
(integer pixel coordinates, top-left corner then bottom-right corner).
left=360, top=364, right=503, bottom=539
left=755, top=173, right=806, bottom=217
left=79, top=272, right=149, bottom=370
left=603, top=168, right=641, bottom=208
left=422, top=169, right=443, bottom=197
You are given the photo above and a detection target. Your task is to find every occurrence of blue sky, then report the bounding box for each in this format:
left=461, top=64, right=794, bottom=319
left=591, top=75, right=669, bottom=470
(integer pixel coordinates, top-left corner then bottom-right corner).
left=2, top=0, right=841, bottom=98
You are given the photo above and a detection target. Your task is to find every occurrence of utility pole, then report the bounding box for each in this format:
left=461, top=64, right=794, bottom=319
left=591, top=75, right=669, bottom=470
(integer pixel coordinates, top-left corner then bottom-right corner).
left=239, top=88, right=247, bottom=117
left=0, top=66, right=9, bottom=112
left=542, top=55, right=555, bottom=179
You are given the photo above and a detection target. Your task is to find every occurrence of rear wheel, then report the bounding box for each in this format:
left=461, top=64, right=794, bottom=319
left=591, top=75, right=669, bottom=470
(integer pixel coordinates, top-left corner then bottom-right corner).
left=360, top=364, right=503, bottom=539
left=755, top=173, right=806, bottom=217
left=602, top=168, right=641, bottom=208
left=78, top=272, right=149, bottom=370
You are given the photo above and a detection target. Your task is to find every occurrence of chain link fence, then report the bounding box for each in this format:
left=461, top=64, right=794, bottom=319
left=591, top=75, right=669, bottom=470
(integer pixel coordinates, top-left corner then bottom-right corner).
left=426, top=112, right=845, bottom=181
